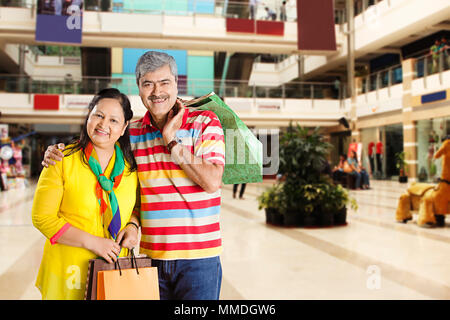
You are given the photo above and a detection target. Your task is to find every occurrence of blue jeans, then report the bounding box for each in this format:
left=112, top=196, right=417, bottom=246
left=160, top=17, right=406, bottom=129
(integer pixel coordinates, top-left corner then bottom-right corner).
left=152, top=256, right=222, bottom=300
left=350, top=171, right=361, bottom=188
left=360, top=169, right=370, bottom=187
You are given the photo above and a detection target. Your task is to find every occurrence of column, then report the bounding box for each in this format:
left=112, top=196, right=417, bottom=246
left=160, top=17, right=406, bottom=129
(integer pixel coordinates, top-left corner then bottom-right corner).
left=401, top=58, right=417, bottom=180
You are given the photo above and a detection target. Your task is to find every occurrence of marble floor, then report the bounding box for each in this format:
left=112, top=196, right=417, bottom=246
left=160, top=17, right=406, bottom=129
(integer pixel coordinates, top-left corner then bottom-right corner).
left=0, top=179, right=449, bottom=300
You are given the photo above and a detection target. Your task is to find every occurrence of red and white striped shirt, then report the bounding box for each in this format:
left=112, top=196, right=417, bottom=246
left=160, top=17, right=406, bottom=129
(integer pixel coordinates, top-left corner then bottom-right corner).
left=130, top=108, right=225, bottom=260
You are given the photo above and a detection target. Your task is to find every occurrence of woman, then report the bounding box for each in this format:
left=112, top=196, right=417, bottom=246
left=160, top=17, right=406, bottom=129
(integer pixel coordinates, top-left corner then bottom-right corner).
left=347, top=150, right=370, bottom=190
left=32, top=88, right=140, bottom=300
left=332, top=154, right=348, bottom=182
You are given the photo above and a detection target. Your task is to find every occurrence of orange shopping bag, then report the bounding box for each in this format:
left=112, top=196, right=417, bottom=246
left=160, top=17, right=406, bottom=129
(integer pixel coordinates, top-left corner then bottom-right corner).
left=96, top=249, right=159, bottom=300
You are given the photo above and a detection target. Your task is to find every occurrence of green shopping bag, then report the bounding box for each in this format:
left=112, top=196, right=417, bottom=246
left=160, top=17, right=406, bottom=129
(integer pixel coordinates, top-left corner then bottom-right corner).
left=185, top=92, right=263, bottom=184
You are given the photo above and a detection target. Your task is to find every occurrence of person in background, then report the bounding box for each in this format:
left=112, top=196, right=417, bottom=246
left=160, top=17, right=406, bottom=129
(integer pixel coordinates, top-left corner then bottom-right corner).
left=332, top=154, right=348, bottom=183
left=368, top=141, right=375, bottom=176
left=347, top=150, right=370, bottom=190
left=439, top=36, right=449, bottom=70
left=430, top=39, right=441, bottom=74
left=233, top=183, right=247, bottom=200
left=265, top=6, right=277, bottom=20
left=32, top=88, right=139, bottom=299
left=249, top=0, right=262, bottom=20
left=280, top=1, right=287, bottom=22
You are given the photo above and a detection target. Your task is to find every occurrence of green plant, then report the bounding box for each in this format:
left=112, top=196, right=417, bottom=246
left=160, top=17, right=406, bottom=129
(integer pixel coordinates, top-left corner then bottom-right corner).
left=319, top=183, right=357, bottom=213
left=257, top=183, right=284, bottom=210
left=395, top=151, right=407, bottom=176
left=429, top=162, right=437, bottom=177
left=258, top=123, right=357, bottom=226
left=279, top=124, right=331, bottom=184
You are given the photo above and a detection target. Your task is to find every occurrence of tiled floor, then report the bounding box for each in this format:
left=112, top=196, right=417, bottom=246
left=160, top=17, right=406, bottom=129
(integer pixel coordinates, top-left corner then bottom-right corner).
left=0, top=179, right=449, bottom=300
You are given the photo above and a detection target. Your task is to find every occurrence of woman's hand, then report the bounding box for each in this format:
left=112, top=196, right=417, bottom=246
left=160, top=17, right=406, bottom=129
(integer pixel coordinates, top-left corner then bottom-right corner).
left=87, top=236, right=121, bottom=263
left=116, top=224, right=139, bottom=250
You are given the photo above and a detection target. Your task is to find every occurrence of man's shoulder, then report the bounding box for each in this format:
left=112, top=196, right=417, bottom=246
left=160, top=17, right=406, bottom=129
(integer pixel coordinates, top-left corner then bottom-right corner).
left=185, top=107, right=219, bottom=124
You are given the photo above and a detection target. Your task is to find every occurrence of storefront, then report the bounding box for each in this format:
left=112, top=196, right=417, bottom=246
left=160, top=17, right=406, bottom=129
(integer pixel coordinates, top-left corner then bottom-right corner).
left=416, top=117, right=450, bottom=182
left=360, top=123, right=403, bottom=179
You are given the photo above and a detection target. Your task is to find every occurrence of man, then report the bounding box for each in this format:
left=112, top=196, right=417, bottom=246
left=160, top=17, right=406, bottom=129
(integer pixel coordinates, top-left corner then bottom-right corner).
left=249, top=0, right=262, bottom=20
left=264, top=6, right=276, bottom=21
left=280, top=1, right=287, bottom=22
left=430, top=39, right=441, bottom=74
left=42, top=51, right=225, bottom=300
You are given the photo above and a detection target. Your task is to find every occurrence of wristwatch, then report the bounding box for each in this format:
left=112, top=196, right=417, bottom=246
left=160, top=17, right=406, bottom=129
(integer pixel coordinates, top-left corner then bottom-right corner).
left=167, top=136, right=182, bottom=153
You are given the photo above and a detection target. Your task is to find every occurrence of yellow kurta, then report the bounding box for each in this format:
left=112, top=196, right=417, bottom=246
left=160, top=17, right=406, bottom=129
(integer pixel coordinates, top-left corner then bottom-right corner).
left=32, top=146, right=138, bottom=300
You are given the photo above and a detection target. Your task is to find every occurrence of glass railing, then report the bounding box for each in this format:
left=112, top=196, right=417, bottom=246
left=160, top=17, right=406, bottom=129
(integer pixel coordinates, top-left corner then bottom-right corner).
left=413, top=48, right=450, bottom=79
left=0, top=74, right=340, bottom=100
left=0, top=0, right=298, bottom=23
left=0, top=0, right=389, bottom=26
left=361, top=63, right=402, bottom=94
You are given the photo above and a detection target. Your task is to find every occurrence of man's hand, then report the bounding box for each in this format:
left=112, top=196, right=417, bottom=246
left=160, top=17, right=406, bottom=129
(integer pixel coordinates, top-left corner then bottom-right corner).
left=162, top=99, right=185, bottom=146
left=115, top=224, right=139, bottom=250
left=42, top=143, right=65, bottom=167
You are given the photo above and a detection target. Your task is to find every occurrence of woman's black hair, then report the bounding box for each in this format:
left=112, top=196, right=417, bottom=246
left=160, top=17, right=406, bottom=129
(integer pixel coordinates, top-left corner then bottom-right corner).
left=65, top=88, right=137, bottom=172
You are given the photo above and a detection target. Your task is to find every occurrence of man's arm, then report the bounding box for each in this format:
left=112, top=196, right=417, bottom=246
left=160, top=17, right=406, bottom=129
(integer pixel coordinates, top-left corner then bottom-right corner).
left=42, top=143, right=65, bottom=167
left=169, top=144, right=224, bottom=193
left=162, top=101, right=224, bottom=194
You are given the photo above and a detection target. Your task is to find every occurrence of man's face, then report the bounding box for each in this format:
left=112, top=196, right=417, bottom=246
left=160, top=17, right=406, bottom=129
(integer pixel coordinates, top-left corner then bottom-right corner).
left=138, top=64, right=178, bottom=119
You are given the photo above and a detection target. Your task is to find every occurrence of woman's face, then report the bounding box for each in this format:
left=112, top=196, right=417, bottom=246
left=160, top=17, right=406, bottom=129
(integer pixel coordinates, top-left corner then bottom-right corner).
left=86, top=98, right=128, bottom=150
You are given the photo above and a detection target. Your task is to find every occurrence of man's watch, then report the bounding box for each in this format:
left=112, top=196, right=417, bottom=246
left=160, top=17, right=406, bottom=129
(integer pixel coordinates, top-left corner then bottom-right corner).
left=167, top=136, right=182, bottom=153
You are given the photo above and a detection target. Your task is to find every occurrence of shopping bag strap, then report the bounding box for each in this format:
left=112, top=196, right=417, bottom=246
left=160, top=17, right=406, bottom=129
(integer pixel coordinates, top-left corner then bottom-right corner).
left=130, top=248, right=139, bottom=275
left=114, top=258, right=122, bottom=276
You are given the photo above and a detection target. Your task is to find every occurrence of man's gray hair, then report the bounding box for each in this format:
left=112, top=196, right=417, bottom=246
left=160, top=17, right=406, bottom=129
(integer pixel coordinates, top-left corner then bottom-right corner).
left=135, top=51, right=178, bottom=84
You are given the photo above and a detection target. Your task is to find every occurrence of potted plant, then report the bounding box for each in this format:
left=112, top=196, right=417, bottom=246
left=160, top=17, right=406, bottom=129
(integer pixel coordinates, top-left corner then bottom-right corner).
left=258, top=123, right=357, bottom=228
left=395, top=151, right=408, bottom=183
left=258, top=183, right=284, bottom=225
left=321, top=183, right=358, bottom=225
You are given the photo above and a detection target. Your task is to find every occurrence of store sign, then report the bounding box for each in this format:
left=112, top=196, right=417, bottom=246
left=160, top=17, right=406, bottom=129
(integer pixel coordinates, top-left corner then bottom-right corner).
left=65, top=96, right=92, bottom=109
left=35, top=0, right=83, bottom=44
left=34, top=94, right=59, bottom=110
left=421, top=90, right=446, bottom=104
left=258, top=104, right=281, bottom=111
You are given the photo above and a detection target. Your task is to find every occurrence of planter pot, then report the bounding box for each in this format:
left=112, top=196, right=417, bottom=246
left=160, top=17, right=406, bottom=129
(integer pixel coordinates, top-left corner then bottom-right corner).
left=303, top=213, right=317, bottom=227
left=399, top=176, right=408, bottom=183
left=319, top=210, right=334, bottom=226
left=334, top=207, right=347, bottom=225
left=284, top=209, right=304, bottom=227
left=265, top=208, right=283, bottom=226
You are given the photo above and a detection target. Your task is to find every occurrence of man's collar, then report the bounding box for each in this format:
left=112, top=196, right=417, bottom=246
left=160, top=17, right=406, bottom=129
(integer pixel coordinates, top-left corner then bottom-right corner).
left=141, top=108, right=189, bottom=129
left=142, top=110, right=153, bottom=128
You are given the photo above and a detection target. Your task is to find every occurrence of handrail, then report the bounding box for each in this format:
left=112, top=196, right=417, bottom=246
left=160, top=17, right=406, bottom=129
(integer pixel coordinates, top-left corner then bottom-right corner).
left=0, top=73, right=335, bottom=86
left=0, top=74, right=342, bottom=100
left=413, top=47, right=450, bottom=79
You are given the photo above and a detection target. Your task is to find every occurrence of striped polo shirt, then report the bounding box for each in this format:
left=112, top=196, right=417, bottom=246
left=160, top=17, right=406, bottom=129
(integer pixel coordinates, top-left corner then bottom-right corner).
left=129, top=107, right=225, bottom=260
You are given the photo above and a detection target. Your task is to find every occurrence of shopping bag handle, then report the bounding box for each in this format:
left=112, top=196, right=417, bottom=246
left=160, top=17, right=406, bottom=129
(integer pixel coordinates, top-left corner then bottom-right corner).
left=113, top=249, right=139, bottom=276
left=130, top=248, right=139, bottom=275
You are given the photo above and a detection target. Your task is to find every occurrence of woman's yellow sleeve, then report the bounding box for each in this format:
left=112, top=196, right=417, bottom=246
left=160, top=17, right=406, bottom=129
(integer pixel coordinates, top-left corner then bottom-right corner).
left=32, top=160, right=70, bottom=244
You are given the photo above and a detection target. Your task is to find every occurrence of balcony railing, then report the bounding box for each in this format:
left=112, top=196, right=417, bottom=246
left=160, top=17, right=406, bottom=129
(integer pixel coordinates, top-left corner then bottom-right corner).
left=413, top=48, right=450, bottom=79
left=361, top=63, right=402, bottom=94
left=0, top=74, right=341, bottom=100
left=0, top=0, right=298, bottom=23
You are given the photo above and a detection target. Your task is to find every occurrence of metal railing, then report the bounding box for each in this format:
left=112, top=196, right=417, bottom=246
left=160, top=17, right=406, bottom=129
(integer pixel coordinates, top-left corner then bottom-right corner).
left=0, top=0, right=298, bottom=23
left=413, top=48, right=450, bottom=79
left=0, top=74, right=341, bottom=100
left=361, top=63, right=402, bottom=94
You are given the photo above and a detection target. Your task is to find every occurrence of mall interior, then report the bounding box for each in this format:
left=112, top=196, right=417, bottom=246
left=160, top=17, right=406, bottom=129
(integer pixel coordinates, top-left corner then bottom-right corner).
left=0, top=0, right=449, bottom=300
